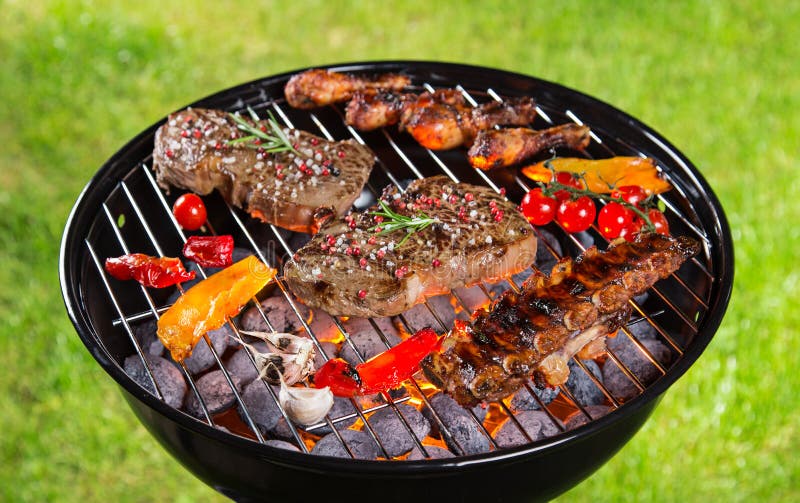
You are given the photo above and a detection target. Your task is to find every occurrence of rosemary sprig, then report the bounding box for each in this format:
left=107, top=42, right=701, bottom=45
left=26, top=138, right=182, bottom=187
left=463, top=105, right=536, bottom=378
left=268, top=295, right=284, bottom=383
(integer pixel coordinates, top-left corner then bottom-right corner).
left=540, top=159, right=657, bottom=232
left=226, top=107, right=299, bottom=155
left=369, top=200, right=437, bottom=246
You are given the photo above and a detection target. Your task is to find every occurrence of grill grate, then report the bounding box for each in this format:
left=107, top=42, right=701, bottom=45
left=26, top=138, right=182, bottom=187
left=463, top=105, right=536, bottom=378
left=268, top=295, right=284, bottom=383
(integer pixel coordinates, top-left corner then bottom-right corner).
left=84, top=75, right=714, bottom=460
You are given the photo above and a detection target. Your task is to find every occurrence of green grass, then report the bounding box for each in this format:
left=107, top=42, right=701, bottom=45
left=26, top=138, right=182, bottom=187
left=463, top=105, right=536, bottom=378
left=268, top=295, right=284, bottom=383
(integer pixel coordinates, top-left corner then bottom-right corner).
left=1, top=1, right=797, bottom=501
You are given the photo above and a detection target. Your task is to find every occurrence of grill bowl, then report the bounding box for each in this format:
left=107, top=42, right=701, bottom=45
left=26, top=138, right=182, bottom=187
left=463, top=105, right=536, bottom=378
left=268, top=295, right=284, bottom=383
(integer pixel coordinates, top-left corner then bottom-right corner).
left=60, top=61, right=733, bottom=502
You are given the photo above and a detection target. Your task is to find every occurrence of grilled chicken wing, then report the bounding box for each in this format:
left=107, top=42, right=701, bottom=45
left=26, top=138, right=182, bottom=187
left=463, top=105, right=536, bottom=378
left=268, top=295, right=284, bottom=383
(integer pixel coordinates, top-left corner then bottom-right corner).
left=284, top=69, right=410, bottom=109
left=468, top=124, right=592, bottom=170
left=421, top=233, right=700, bottom=407
left=345, top=89, right=539, bottom=150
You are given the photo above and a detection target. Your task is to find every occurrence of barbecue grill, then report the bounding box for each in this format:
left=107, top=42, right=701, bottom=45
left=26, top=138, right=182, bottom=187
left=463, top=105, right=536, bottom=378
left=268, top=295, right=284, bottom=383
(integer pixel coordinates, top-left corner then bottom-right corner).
left=59, top=61, right=733, bottom=502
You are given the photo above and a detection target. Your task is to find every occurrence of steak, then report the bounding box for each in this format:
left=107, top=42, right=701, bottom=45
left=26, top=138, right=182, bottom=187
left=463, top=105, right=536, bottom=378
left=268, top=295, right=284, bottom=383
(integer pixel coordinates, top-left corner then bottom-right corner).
left=283, top=176, right=538, bottom=317
left=152, top=108, right=375, bottom=233
left=421, top=233, right=700, bottom=406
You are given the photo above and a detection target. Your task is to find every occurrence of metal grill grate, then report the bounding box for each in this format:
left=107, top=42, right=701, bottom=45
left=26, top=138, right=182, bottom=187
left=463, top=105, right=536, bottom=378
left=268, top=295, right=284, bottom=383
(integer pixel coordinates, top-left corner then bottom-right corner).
left=81, top=73, right=715, bottom=460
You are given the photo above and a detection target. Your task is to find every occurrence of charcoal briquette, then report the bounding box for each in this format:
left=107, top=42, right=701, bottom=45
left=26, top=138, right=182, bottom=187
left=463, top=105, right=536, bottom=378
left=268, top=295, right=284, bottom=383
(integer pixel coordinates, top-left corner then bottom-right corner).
left=183, top=324, right=236, bottom=375
left=494, top=410, right=561, bottom=448
left=123, top=354, right=186, bottom=409
left=509, top=382, right=560, bottom=412
left=224, top=342, right=268, bottom=386
left=603, top=337, right=673, bottom=401
left=565, top=359, right=605, bottom=407
left=185, top=370, right=242, bottom=418
left=240, top=295, right=310, bottom=334
left=311, top=429, right=380, bottom=460
left=338, top=317, right=401, bottom=365
left=131, top=318, right=165, bottom=356
left=564, top=405, right=612, bottom=430
left=423, top=393, right=490, bottom=455
left=406, top=445, right=455, bottom=460
left=265, top=439, right=301, bottom=452
left=237, top=379, right=281, bottom=432
left=397, top=294, right=458, bottom=332
left=366, top=404, right=431, bottom=458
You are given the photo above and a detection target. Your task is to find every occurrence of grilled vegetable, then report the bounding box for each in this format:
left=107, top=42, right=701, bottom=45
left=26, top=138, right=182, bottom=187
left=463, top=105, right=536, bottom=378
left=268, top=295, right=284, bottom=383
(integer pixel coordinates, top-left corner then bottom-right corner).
left=157, top=256, right=276, bottom=361
left=279, top=382, right=334, bottom=426
left=182, top=235, right=234, bottom=268
left=240, top=331, right=316, bottom=386
left=521, top=157, right=672, bottom=195
left=104, top=254, right=195, bottom=288
left=314, top=327, right=440, bottom=397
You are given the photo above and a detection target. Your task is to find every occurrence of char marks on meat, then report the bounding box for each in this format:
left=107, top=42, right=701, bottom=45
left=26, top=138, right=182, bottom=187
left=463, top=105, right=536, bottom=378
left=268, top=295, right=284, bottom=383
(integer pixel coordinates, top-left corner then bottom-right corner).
left=346, top=89, right=538, bottom=150
left=283, top=176, right=538, bottom=317
left=153, top=108, right=375, bottom=233
left=284, top=69, right=410, bottom=109
left=421, top=233, right=700, bottom=407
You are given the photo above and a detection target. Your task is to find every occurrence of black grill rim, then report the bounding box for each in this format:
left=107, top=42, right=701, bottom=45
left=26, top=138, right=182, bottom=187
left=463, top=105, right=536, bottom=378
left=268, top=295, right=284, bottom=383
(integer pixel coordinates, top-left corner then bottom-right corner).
left=59, top=60, right=734, bottom=476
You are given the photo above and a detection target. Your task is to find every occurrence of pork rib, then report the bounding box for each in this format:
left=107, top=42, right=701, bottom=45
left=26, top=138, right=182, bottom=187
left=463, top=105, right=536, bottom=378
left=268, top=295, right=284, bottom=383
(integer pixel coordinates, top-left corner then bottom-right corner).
left=421, top=233, right=700, bottom=406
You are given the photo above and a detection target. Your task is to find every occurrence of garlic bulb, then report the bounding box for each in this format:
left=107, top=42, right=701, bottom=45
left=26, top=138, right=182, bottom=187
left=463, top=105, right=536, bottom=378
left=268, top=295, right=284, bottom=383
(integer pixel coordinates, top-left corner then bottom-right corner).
left=279, top=383, right=334, bottom=426
left=240, top=331, right=314, bottom=355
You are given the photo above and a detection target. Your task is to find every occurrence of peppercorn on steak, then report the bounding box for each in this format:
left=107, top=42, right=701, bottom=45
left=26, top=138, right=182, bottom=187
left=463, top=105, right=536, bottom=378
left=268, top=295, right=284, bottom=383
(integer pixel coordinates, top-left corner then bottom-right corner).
left=153, top=108, right=375, bottom=233
left=283, top=176, right=538, bottom=317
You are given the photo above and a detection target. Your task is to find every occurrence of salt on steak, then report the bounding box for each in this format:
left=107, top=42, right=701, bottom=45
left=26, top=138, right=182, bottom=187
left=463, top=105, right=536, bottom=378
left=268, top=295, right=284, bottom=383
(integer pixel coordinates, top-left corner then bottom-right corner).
left=421, top=233, right=700, bottom=407
left=283, top=176, right=538, bottom=317
left=152, top=108, right=375, bottom=233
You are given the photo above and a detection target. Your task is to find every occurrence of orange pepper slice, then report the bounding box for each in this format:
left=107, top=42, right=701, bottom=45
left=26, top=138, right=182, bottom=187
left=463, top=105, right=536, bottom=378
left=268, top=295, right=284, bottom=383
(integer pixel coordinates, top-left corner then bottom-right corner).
left=521, top=157, right=672, bottom=195
left=157, top=255, right=276, bottom=361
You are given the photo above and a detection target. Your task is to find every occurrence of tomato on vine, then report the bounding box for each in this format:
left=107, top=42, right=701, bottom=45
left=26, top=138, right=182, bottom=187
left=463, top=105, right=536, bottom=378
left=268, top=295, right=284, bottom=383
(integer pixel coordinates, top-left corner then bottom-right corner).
left=610, top=185, right=648, bottom=208
left=556, top=196, right=596, bottom=233
left=647, top=208, right=670, bottom=236
left=553, top=172, right=582, bottom=201
left=597, top=202, right=634, bottom=239
left=173, top=193, right=207, bottom=230
left=519, top=188, right=558, bottom=225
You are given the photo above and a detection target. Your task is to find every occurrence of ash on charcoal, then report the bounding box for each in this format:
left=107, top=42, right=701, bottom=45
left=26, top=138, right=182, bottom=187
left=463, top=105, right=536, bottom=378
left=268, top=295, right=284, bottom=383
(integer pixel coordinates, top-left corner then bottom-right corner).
left=338, top=317, right=401, bottom=365
left=186, top=370, right=242, bottom=418
left=131, top=318, right=165, bottom=356
left=603, top=336, right=673, bottom=401
left=452, top=285, right=490, bottom=312
left=123, top=354, right=186, bottom=409
left=423, top=393, right=490, bottom=455
left=625, top=318, right=658, bottom=340
left=303, top=396, right=358, bottom=435
left=265, top=439, right=301, bottom=452
left=224, top=342, right=268, bottom=386
left=494, top=410, right=561, bottom=448
left=564, top=405, right=612, bottom=430
left=397, top=294, right=458, bottom=332
left=184, top=325, right=236, bottom=375
left=509, top=382, right=560, bottom=412
left=565, top=359, right=605, bottom=407
left=238, top=379, right=282, bottom=433
left=406, top=445, right=455, bottom=460
left=311, top=429, right=380, bottom=460
left=240, top=294, right=310, bottom=334
left=312, top=341, right=338, bottom=371
left=366, top=404, right=431, bottom=458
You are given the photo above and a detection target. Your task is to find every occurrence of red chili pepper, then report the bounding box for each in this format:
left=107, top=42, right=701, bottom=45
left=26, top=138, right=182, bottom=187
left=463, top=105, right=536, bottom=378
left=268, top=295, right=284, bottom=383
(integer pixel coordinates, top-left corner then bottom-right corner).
left=104, top=253, right=195, bottom=288
left=182, top=235, right=234, bottom=268
left=314, top=327, right=441, bottom=397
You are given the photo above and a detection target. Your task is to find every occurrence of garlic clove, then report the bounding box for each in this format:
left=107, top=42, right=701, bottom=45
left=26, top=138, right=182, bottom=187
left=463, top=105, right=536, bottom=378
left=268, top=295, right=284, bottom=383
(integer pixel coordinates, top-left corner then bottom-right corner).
left=279, top=384, right=334, bottom=426
left=240, top=331, right=314, bottom=355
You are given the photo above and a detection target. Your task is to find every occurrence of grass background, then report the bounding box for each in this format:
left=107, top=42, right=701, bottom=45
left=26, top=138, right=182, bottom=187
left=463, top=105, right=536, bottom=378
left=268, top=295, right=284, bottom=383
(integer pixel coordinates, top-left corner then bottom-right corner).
left=1, top=0, right=797, bottom=501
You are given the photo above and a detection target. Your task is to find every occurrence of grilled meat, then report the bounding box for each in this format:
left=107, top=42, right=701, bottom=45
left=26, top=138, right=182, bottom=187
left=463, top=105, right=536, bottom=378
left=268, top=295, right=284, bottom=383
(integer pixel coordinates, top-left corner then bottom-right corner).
left=345, top=89, right=538, bottom=150
left=153, top=108, right=375, bottom=233
left=422, top=233, right=700, bottom=406
left=284, top=69, right=410, bottom=109
left=283, top=176, right=538, bottom=317
left=468, top=124, right=592, bottom=170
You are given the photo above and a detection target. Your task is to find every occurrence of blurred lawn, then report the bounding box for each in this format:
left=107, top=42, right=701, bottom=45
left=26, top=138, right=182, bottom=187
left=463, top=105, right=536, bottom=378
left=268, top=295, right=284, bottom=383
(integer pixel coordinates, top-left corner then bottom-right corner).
left=1, top=0, right=798, bottom=501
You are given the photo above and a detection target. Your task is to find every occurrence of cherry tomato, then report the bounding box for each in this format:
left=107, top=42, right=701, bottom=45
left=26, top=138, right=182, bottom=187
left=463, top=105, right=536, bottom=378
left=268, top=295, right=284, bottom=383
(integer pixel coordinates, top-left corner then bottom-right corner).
left=597, top=202, right=634, bottom=239
left=619, top=217, right=644, bottom=242
left=647, top=208, right=670, bottom=236
left=556, top=196, right=596, bottom=233
left=173, top=193, right=207, bottom=230
left=610, top=185, right=648, bottom=208
left=519, top=188, right=558, bottom=226
left=553, top=172, right=583, bottom=201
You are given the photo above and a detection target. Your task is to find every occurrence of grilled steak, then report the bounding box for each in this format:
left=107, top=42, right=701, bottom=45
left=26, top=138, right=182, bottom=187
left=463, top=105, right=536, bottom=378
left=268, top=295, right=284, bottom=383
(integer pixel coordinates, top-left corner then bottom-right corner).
left=283, top=176, right=538, bottom=317
left=152, top=108, right=375, bottom=233
left=422, top=233, right=700, bottom=406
